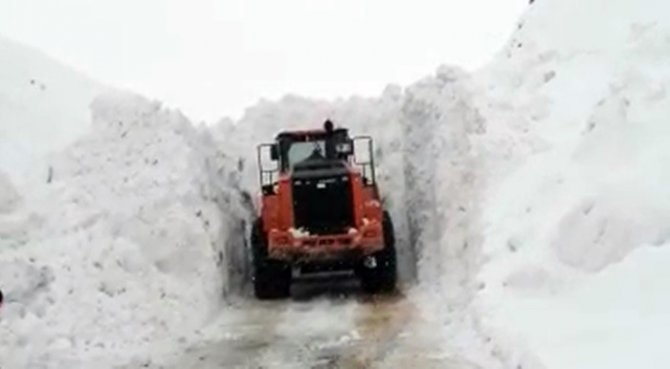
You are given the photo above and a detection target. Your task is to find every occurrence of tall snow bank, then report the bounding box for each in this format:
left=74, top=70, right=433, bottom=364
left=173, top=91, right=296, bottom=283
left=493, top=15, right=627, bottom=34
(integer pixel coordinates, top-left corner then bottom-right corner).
left=0, top=35, right=104, bottom=184
left=400, top=67, right=486, bottom=301
left=0, top=92, right=247, bottom=368
left=474, top=0, right=670, bottom=367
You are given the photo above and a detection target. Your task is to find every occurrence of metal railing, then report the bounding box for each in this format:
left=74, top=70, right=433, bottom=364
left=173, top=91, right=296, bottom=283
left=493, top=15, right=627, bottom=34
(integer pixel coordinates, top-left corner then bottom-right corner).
left=257, top=143, right=278, bottom=188
left=352, top=136, right=376, bottom=185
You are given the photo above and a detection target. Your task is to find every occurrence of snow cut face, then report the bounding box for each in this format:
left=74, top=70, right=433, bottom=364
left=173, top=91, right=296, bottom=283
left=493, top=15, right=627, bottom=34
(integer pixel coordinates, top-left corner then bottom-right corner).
left=0, top=91, right=249, bottom=368
left=475, top=0, right=670, bottom=368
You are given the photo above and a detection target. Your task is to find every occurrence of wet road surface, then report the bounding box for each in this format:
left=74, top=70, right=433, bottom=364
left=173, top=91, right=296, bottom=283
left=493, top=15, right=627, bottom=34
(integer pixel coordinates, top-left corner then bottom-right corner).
left=169, top=276, right=479, bottom=369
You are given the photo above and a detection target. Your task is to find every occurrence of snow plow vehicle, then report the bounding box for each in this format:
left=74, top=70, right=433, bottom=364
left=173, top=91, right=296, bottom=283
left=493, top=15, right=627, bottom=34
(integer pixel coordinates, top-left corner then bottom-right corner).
left=251, top=120, right=397, bottom=299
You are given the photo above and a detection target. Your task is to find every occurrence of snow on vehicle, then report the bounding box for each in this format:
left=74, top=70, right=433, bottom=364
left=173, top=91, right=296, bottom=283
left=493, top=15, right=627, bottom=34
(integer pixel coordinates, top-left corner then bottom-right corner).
left=251, top=120, right=397, bottom=299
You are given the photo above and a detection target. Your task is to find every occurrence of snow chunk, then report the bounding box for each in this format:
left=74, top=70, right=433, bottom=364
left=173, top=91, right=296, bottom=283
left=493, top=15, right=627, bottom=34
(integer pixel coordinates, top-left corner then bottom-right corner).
left=289, top=227, right=310, bottom=238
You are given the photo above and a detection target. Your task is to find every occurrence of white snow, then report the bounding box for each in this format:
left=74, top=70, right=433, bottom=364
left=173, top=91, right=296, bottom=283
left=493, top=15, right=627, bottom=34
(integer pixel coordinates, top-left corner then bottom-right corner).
left=2, top=0, right=670, bottom=367
left=0, top=92, right=249, bottom=368
left=483, top=244, right=670, bottom=369
left=472, top=0, right=670, bottom=368
left=0, top=35, right=104, bottom=185
left=0, top=170, right=20, bottom=214
left=288, top=227, right=310, bottom=238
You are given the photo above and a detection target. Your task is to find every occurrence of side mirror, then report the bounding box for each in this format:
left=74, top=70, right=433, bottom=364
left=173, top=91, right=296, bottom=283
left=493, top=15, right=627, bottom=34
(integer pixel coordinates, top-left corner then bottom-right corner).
left=270, top=144, right=279, bottom=160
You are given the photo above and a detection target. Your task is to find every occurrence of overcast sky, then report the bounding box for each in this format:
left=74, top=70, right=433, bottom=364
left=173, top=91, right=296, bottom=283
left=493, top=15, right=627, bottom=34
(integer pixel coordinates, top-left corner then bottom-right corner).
left=0, top=0, right=527, bottom=122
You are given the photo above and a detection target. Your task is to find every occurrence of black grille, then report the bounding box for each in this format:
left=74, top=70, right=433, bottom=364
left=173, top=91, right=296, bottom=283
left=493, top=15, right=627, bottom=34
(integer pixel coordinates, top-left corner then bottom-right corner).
left=292, top=173, right=354, bottom=235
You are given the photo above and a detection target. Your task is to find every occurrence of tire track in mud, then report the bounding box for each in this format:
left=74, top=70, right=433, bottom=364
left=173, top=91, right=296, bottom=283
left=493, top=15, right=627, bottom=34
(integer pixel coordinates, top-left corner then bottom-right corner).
left=330, top=293, right=480, bottom=369
left=327, top=294, right=414, bottom=369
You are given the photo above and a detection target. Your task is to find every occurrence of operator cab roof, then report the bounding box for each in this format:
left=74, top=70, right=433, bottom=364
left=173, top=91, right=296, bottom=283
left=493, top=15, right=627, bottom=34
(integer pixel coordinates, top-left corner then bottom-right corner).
left=275, top=127, right=349, bottom=141
left=276, top=128, right=347, bottom=142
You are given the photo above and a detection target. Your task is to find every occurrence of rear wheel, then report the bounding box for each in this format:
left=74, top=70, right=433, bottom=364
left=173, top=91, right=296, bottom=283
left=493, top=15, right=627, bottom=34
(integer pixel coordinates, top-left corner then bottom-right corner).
left=357, top=211, right=397, bottom=294
left=251, top=219, right=291, bottom=299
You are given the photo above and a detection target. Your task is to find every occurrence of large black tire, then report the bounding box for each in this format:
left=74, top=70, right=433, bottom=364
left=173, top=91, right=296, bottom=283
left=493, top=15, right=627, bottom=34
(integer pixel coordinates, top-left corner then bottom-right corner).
left=251, top=219, right=291, bottom=299
left=357, top=211, right=398, bottom=294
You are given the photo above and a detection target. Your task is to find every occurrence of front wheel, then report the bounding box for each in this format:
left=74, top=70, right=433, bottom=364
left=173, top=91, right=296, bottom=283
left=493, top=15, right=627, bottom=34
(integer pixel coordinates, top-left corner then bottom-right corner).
left=357, top=211, right=397, bottom=294
left=251, top=219, right=291, bottom=299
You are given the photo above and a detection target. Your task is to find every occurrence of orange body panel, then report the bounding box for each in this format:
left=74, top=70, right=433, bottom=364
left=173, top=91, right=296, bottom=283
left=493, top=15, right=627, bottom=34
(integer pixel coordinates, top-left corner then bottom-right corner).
left=260, top=167, right=384, bottom=262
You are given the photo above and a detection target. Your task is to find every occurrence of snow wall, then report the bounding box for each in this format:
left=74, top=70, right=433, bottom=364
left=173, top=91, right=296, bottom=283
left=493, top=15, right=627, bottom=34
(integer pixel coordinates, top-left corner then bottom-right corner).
left=472, top=0, right=670, bottom=368
left=0, top=92, right=250, bottom=367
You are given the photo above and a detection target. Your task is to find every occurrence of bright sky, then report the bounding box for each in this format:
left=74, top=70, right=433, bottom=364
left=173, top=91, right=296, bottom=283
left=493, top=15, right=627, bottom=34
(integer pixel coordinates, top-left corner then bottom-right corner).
left=0, top=0, right=527, bottom=122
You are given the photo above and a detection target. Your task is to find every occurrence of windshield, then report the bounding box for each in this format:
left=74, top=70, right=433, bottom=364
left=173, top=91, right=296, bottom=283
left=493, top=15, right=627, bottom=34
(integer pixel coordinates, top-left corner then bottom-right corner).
left=287, top=141, right=326, bottom=168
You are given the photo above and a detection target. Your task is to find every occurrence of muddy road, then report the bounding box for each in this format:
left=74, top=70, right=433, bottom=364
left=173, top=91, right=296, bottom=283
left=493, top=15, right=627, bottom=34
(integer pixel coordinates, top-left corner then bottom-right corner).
left=168, top=277, right=479, bottom=369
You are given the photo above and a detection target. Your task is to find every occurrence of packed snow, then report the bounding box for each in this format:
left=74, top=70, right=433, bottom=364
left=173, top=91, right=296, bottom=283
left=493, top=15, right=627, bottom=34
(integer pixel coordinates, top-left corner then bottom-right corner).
left=0, top=92, right=250, bottom=367
left=2, top=0, right=670, bottom=367
left=473, top=0, right=670, bottom=368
